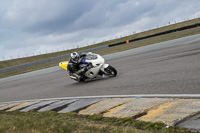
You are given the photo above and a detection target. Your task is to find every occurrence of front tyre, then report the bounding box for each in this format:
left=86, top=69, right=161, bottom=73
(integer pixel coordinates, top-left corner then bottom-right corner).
left=105, top=65, right=117, bottom=77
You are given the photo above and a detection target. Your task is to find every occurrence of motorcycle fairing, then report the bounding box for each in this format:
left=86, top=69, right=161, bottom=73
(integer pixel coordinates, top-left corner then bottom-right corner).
left=59, top=61, right=69, bottom=71
left=84, top=54, right=105, bottom=79
left=100, top=64, right=109, bottom=70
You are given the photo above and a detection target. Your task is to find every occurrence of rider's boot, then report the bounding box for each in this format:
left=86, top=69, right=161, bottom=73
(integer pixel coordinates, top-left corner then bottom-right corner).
left=75, top=69, right=86, bottom=82
left=71, top=73, right=81, bottom=81
left=74, top=64, right=93, bottom=82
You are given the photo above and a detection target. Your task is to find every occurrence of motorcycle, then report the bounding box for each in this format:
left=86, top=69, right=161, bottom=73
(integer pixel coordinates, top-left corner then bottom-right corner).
left=59, top=53, right=117, bottom=82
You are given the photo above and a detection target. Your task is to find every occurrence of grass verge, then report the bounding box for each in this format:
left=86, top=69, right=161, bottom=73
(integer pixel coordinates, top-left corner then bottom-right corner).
left=0, top=18, right=200, bottom=79
left=1, top=18, right=200, bottom=69
left=1, top=26, right=200, bottom=79
left=0, top=111, right=195, bottom=133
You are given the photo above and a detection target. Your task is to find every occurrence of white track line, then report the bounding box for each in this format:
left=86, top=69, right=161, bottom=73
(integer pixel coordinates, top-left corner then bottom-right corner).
left=1, top=94, right=200, bottom=104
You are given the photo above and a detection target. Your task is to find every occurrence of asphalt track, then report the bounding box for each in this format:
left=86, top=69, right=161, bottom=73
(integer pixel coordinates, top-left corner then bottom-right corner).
left=0, top=34, right=200, bottom=103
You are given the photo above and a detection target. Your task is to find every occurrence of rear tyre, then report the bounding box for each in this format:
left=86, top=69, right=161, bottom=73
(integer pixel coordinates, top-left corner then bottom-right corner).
left=105, top=65, right=117, bottom=77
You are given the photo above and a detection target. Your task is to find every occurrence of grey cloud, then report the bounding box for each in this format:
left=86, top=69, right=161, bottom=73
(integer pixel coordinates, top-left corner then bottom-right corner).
left=1, top=0, right=200, bottom=60
left=54, top=0, right=150, bottom=36
left=4, top=0, right=155, bottom=34
left=3, top=0, right=200, bottom=35
left=3, top=0, right=96, bottom=34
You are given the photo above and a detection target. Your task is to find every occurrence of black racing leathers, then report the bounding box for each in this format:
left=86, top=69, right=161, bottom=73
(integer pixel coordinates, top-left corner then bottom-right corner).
left=67, top=53, right=87, bottom=81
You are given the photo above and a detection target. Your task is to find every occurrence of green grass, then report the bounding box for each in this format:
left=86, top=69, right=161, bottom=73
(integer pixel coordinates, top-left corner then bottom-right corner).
left=0, top=18, right=200, bottom=79
left=0, top=111, right=195, bottom=133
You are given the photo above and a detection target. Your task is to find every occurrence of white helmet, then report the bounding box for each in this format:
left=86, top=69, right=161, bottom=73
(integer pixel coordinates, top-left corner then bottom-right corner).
left=70, top=52, right=80, bottom=63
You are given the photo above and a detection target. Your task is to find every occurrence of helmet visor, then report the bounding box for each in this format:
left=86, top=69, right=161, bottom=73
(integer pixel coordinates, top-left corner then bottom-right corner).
left=74, top=57, right=79, bottom=61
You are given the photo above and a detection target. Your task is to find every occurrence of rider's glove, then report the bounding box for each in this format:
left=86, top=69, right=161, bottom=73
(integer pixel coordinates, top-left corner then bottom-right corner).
left=87, top=62, right=93, bottom=69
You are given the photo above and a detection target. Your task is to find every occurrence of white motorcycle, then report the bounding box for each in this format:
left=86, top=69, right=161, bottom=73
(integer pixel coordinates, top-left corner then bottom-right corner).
left=59, top=53, right=117, bottom=82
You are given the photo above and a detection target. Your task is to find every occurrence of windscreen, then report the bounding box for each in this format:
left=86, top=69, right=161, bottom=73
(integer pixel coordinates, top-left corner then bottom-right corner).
left=86, top=53, right=98, bottom=60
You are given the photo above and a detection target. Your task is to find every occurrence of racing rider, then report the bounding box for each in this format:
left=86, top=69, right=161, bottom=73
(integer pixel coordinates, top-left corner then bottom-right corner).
left=67, top=52, right=93, bottom=82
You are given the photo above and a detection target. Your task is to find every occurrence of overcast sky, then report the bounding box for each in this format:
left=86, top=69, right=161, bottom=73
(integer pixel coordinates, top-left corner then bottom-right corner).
left=0, top=0, right=199, bottom=61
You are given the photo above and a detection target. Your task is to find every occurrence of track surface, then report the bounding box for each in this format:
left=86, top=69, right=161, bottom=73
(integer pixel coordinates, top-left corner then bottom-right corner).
left=0, top=34, right=200, bottom=102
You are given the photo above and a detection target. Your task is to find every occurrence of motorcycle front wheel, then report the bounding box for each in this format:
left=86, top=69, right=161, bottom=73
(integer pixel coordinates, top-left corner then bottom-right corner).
left=104, top=65, right=117, bottom=77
